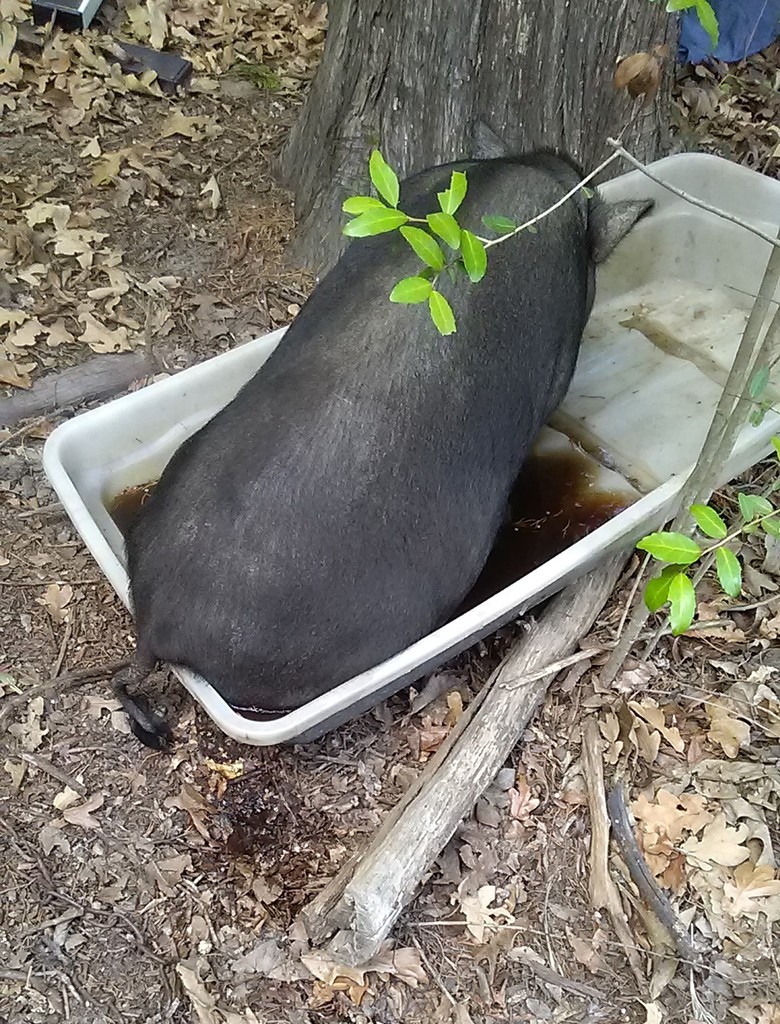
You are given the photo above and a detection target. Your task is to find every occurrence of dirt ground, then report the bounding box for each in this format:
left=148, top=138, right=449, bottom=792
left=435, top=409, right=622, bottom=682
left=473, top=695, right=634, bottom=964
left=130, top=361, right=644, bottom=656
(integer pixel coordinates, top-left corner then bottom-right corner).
left=1, top=6, right=779, bottom=1024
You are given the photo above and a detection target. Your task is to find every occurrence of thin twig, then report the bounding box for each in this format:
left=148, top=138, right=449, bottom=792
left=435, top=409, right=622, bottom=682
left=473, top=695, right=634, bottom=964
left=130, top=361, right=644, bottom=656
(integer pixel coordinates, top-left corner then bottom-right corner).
left=607, top=782, right=700, bottom=965
left=19, top=752, right=86, bottom=795
left=481, top=150, right=622, bottom=249
left=496, top=647, right=598, bottom=690
left=410, top=935, right=456, bottom=1007
left=607, top=139, right=780, bottom=251
left=0, top=416, right=49, bottom=452
left=0, top=658, right=130, bottom=731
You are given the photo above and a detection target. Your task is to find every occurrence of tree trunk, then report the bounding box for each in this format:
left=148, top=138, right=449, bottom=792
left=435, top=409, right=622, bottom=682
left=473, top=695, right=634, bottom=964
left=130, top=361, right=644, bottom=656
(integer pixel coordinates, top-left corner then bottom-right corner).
left=279, top=0, right=676, bottom=273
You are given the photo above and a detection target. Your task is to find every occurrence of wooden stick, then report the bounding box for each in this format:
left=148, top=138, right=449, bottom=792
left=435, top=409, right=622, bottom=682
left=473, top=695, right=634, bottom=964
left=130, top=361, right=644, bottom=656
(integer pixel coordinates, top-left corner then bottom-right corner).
left=580, top=719, right=645, bottom=985
left=0, top=352, right=156, bottom=427
left=299, top=552, right=628, bottom=966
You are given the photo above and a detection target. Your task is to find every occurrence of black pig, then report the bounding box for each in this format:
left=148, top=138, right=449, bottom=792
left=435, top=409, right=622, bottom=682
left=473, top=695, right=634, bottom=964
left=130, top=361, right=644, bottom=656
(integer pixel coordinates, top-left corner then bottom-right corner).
left=114, top=147, right=652, bottom=747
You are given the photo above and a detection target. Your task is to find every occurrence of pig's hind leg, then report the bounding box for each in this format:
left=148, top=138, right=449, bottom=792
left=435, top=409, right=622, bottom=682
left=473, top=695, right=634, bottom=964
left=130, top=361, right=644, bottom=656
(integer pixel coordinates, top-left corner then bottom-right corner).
left=112, top=652, right=172, bottom=750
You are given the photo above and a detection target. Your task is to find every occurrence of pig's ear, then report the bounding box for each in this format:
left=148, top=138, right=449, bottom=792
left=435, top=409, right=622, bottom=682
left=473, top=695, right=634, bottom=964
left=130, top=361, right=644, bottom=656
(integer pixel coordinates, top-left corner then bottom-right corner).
left=473, top=120, right=509, bottom=159
left=589, top=197, right=654, bottom=264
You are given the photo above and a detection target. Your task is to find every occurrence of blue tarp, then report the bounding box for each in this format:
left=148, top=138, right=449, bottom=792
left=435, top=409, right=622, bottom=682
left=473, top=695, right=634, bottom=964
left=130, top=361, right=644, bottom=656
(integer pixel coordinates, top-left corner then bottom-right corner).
left=679, top=0, right=780, bottom=63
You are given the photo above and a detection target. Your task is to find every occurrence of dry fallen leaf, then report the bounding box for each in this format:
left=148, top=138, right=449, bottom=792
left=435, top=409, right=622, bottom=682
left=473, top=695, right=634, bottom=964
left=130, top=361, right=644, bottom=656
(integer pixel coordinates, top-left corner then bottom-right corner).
left=78, top=312, right=131, bottom=353
left=38, top=824, right=70, bottom=857
left=707, top=704, right=751, bottom=758
left=62, top=792, right=105, bottom=829
left=37, top=582, right=73, bottom=624
left=176, top=961, right=218, bottom=1024
left=200, top=174, right=221, bottom=211
left=680, top=813, right=750, bottom=870
left=722, top=862, right=780, bottom=923
left=0, top=358, right=33, bottom=388
left=7, top=317, right=45, bottom=348
left=160, top=112, right=211, bottom=140
left=8, top=696, right=47, bottom=752
left=641, top=1001, right=664, bottom=1024
left=457, top=884, right=514, bottom=943
left=204, top=757, right=244, bottom=780
left=508, top=775, right=540, bottom=822
left=629, top=700, right=685, bottom=753
left=53, top=785, right=81, bottom=810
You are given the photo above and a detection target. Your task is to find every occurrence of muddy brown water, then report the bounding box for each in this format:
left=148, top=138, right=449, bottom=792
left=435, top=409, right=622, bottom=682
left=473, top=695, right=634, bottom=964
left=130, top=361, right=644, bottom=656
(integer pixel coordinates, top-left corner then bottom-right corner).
left=108, top=446, right=634, bottom=718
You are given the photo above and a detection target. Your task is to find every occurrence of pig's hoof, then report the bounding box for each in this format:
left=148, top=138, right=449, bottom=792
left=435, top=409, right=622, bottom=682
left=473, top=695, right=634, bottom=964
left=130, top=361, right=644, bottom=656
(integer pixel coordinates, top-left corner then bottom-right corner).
left=126, top=694, right=173, bottom=750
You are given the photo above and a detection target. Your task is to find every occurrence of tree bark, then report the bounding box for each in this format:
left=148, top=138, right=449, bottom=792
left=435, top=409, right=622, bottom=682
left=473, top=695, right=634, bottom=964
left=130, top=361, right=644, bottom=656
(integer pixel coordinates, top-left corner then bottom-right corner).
left=279, top=0, right=676, bottom=273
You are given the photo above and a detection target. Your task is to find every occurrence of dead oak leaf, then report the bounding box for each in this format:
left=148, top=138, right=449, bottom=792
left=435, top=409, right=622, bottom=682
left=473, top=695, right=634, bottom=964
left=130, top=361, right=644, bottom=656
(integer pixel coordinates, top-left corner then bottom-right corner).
left=53, top=785, right=81, bottom=810
left=175, top=961, right=218, bottom=1024
left=37, top=583, right=73, bottom=623
left=0, top=358, right=34, bottom=388
left=8, top=696, right=47, bottom=752
left=164, top=783, right=214, bottom=840
left=7, top=318, right=46, bottom=348
left=0, top=307, right=26, bottom=329
left=457, top=884, right=514, bottom=943
left=44, top=319, right=76, bottom=347
left=79, top=136, right=102, bottom=158
left=53, top=227, right=107, bottom=269
left=722, top=862, right=780, bottom=923
left=146, top=0, right=168, bottom=49
left=25, top=201, right=71, bottom=231
left=707, top=705, right=751, bottom=758
left=302, top=941, right=426, bottom=1000
left=729, top=1001, right=780, bottom=1024
left=632, top=789, right=713, bottom=844
left=680, top=813, right=750, bottom=870
left=62, top=791, right=104, bottom=829
left=159, top=112, right=214, bottom=140
left=629, top=700, right=685, bottom=753
left=78, top=312, right=130, bottom=353
left=508, top=775, right=540, bottom=822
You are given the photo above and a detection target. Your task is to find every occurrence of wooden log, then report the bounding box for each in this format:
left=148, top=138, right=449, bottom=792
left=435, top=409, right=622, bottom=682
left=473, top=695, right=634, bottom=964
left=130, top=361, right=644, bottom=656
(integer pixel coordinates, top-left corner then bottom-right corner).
left=299, top=552, right=628, bottom=966
left=0, top=352, right=156, bottom=427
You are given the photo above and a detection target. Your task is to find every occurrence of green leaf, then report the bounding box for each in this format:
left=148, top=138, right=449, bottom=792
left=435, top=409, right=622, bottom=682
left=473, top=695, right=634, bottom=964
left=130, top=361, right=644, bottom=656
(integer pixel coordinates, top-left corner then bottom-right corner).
left=343, top=207, right=408, bottom=237
left=668, top=572, right=696, bottom=636
left=438, top=171, right=468, bottom=215
left=389, top=276, right=433, bottom=304
left=693, top=0, right=719, bottom=49
left=460, top=230, right=487, bottom=283
left=715, top=547, right=742, bottom=599
left=749, top=365, right=770, bottom=400
left=771, top=436, right=780, bottom=459
left=369, top=149, right=400, bottom=208
left=636, top=531, right=702, bottom=566
left=690, top=503, right=727, bottom=539
left=666, top=0, right=719, bottom=49
left=644, top=566, right=678, bottom=613
left=342, top=195, right=386, bottom=215
left=427, top=212, right=462, bottom=250
left=580, top=185, right=595, bottom=199
left=428, top=290, right=456, bottom=336
left=762, top=515, right=780, bottom=538
left=399, top=226, right=446, bottom=271
left=482, top=214, right=517, bottom=235
left=738, top=492, right=774, bottom=521
left=750, top=400, right=771, bottom=428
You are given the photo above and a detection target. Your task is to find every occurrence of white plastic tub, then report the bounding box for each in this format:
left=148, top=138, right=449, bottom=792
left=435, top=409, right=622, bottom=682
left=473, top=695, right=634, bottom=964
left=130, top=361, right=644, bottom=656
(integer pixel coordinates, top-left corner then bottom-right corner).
left=42, top=153, right=780, bottom=745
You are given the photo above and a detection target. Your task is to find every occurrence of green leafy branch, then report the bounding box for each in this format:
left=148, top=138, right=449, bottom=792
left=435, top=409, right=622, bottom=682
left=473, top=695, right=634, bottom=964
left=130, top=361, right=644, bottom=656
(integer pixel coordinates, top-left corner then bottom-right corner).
left=636, top=437, right=780, bottom=635
left=341, top=150, right=495, bottom=336
left=650, top=0, right=719, bottom=50
left=341, top=148, right=618, bottom=337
